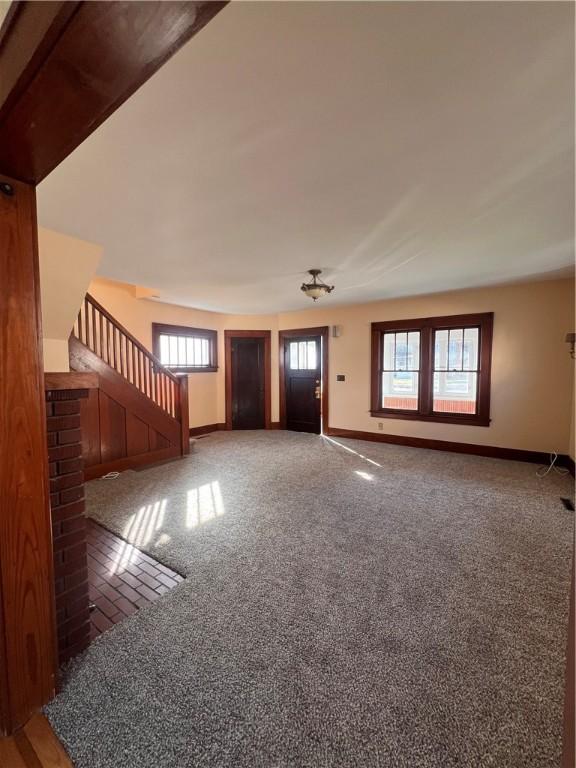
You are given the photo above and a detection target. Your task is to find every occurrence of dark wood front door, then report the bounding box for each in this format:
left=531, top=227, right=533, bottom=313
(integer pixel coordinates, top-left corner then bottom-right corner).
left=231, top=337, right=265, bottom=429
left=283, top=336, right=322, bottom=433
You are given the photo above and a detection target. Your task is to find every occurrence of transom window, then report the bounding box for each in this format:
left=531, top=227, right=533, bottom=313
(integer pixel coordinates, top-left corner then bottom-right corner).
left=289, top=340, right=317, bottom=370
left=152, top=323, right=217, bottom=373
left=371, top=313, right=493, bottom=426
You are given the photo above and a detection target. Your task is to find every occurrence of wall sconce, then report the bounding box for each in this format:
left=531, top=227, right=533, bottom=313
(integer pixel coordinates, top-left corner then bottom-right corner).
left=566, top=332, right=576, bottom=359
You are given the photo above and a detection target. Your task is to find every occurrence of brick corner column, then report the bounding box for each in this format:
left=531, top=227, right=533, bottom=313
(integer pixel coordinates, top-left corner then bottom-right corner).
left=45, top=386, right=91, bottom=665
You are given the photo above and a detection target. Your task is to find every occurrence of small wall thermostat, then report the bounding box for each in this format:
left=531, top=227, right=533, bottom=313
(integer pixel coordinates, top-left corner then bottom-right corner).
left=336, top=374, right=345, bottom=382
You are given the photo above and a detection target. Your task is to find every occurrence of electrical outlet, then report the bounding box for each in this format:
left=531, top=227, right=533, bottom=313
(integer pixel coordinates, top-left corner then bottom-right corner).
left=378, top=422, right=383, bottom=430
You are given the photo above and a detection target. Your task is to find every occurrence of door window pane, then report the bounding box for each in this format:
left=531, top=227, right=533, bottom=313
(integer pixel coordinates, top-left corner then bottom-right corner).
left=289, top=342, right=299, bottom=370
left=289, top=340, right=318, bottom=370
left=306, top=340, right=317, bottom=369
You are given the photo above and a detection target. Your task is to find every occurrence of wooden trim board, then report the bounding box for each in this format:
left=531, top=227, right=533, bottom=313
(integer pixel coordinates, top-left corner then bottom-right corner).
left=189, top=423, right=226, bottom=437
left=0, top=713, right=73, bottom=767
left=324, top=426, right=573, bottom=467
left=0, top=1, right=228, bottom=183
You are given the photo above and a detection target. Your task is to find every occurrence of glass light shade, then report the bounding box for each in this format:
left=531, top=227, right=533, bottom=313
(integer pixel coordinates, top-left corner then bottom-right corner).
left=304, top=286, right=327, bottom=299
left=300, top=269, right=334, bottom=301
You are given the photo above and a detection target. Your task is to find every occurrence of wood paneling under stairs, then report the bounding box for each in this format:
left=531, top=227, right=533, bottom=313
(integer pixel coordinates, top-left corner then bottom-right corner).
left=70, top=337, right=183, bottom=480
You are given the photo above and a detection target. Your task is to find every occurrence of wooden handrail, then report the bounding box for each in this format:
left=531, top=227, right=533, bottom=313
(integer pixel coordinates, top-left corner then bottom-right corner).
left=83, top=293, right=178, bottom=383
left=71, top=293, right=183, bottom=421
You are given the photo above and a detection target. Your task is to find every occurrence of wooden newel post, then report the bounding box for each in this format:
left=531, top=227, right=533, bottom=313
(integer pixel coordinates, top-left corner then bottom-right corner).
left=0, top=176, right=57, bottom=734
left=179, top=376, right=190, bottom=456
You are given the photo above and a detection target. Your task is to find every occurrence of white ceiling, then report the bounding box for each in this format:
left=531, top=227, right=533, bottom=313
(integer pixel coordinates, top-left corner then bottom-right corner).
left=38, top=1, right=574, bottom=314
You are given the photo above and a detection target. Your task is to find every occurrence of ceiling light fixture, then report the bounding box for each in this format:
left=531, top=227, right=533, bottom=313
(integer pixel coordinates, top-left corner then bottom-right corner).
left=300, top=269, right=334, bottom=302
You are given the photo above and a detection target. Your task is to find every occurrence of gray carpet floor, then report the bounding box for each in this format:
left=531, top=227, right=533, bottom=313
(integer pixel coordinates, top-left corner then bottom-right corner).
left=46, top=431, right=574, bottom=767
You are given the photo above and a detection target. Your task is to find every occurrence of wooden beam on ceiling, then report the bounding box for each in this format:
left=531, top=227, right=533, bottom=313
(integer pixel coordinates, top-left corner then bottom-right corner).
left=0, top=0, right=228, bottom=184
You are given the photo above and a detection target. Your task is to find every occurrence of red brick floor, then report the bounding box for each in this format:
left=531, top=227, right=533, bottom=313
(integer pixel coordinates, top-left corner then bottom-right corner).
left=86, top=518, right=184, bottom=641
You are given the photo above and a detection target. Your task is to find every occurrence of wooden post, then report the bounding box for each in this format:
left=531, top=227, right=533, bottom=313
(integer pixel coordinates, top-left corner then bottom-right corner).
left=179, top=376, right=190, bottom=456
left=0, top=175, right=57, bottom=734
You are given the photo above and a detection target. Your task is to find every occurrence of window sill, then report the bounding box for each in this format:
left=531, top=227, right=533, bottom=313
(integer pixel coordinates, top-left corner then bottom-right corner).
left=370, top=410, right=490, bottom=427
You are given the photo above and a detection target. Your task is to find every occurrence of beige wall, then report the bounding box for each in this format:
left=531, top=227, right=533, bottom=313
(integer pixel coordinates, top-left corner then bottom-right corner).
left=279, top=279, right=574, bottom=453
left=39, top=228, right=102, bottom=371
left=89, top=276, right=574, bottom=454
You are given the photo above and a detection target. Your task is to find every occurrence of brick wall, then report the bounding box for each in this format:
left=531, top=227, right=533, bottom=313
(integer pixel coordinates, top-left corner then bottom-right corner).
left=46, top=387, right=91, bottom=664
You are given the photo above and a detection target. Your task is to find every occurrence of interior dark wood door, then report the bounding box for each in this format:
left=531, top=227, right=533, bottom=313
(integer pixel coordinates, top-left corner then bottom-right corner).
left=231, top=337, right=265, bottom=429
left=283, top=336, right=321, bottom=433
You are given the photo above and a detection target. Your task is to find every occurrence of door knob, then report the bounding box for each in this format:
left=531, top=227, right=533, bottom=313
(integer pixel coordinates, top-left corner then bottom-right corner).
left=314, top=386, right=321, bottom=399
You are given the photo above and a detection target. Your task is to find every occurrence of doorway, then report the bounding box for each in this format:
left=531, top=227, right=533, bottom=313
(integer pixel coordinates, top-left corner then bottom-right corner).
left=279, top=327, right=329, bottom=434
left=225, top=331, right=271, bottom=430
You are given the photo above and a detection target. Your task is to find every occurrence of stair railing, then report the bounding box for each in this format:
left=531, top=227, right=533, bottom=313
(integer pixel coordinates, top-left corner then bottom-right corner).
left=72, top=293, right=181, bottom=420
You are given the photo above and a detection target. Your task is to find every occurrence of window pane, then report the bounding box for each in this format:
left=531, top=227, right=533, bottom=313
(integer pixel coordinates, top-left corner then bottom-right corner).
left=192, top=338, right=201, bottom=366
left=178, top=337, right=186, bottom=365
left=158, top=329, right=214, bottom=369
left=448, top=328, right=463, bottom=370
left=395, top=332, right=408, bottom=370
left=186, top=337, right=194, bottom=365
left=307, top=340, right=317, bottom=369
left=383, top=333, right=395, bottom=370
left=406, top=331, right=420, bottom=371
left=433, top=371, right=477, bottom=414
left=463, top=328, right=479, bottom=371
left=383, top=331, right=420, bottom=371
left=298, top=341, right=307, bottom=369
left=169, top=336, right=178, bottom=365
left=160, top=335, right=169, bottom=365
left=290, top=342, right=298, bottom=370
left=434, top=330, right=448, bottom=371
left=382, top=371, right=419, bottom=410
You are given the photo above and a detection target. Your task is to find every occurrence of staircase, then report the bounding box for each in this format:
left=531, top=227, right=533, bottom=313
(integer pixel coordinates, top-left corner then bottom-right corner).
left=69, top=293, right=189, bottom=479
